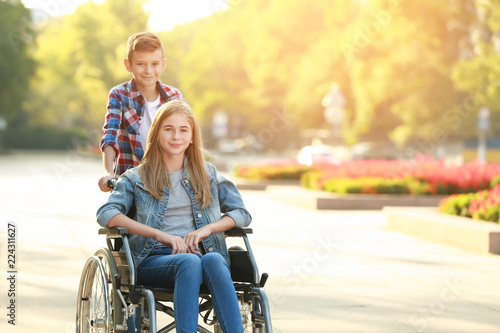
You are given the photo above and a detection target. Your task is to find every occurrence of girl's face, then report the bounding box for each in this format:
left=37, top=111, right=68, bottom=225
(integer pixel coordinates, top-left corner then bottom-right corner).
left=158, top=113, right=193, bottom=159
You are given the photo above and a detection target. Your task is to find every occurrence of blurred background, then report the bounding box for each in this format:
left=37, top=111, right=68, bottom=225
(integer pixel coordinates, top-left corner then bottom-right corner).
left=3, top=3, right=500, bottom=332
left=1, top=0, right=500, bottom=163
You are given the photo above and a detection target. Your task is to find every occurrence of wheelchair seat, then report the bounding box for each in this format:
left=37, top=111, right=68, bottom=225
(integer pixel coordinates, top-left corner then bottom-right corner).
left=76, top=226, right=272, bottom=333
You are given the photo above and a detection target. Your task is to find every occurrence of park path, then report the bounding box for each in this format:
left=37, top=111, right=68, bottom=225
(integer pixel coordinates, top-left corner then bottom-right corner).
left=0, top=151, right=499, bottom=333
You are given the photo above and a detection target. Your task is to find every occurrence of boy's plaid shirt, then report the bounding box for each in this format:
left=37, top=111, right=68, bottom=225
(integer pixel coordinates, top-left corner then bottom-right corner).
left=100, top=78, right=183, bottom=175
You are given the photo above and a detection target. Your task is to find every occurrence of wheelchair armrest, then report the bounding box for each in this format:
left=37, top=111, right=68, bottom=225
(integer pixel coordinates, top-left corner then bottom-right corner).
left=99, top=227, right=130, bottom=235
left=98, top=227, right=138, bottom=288
left=99, top=227, right=249, bottom=236
left=225, top=227, right=253, bottom=237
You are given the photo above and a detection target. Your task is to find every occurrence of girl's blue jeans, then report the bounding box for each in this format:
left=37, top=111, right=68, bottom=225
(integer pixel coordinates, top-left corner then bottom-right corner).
left=130, top=248, right=243, bottom=333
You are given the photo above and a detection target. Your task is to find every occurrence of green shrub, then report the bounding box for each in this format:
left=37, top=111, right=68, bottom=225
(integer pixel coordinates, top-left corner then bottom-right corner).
left=439, top=194, right=470, bottom=217
left=300, top=170, right=323, bottom=190
left=490, top=175, right=500, bottom=189
left=483, top=206, right=500, bottom=222
left=439, top=191, right=486, bottom=218
left=234, top=164, right=309, bottom=180
left=4, top=125, right=88, bottom=150
left=322, top=177, right=415, bottom=195
left=323, top=178, right=364, bottom=194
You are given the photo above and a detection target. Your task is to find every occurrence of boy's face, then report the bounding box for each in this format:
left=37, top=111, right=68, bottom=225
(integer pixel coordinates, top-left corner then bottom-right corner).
left=124, top=49, right=166, bottom=90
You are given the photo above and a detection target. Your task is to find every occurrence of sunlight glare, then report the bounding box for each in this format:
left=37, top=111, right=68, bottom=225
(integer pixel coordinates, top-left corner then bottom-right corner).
left=22, top=0, right=228, bottom=31
left=146, top=0, right=229, bottom=32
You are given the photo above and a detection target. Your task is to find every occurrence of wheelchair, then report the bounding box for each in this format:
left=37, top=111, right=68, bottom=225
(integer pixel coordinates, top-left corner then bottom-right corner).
left=75, top=226, right=272, bottom=332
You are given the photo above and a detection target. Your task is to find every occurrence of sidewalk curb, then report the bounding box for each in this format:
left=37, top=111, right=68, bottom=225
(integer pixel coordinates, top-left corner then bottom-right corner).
left=265, top=185, right=446, bottom=210
left=384, top=206, right=500, bottom=255
left=234, top=178, right=300, bottom=191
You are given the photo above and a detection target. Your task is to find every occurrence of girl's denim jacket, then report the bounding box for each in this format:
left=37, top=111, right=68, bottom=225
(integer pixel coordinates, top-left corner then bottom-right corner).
left=96, top=161, right=251, bottom=267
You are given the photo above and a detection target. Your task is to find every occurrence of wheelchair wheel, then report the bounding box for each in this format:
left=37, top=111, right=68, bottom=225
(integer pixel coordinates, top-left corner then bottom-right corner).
left=76, top=255, right=112, bottom=332
left=239, top=294, right=254, bottom=333
left=212, top=295, right=264, bottom=333
left=226, top=246, right=266, bottom=333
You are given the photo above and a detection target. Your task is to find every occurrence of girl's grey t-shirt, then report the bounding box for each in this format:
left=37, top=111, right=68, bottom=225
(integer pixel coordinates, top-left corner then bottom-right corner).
left=155, top=168, right=196, bottom=248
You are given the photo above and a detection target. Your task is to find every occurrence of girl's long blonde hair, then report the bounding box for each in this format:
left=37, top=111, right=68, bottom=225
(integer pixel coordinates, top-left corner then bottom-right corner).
left=139, top=100, right=212, bottom=208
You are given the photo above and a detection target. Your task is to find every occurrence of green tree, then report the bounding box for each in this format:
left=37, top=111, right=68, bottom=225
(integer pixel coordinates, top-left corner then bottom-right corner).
left=24, top=0, right=148, bottom=132
left=0, top=0, right=36, bottom=122
left=239, top=0, right=339, bottom=148
left=176, top=14, right=252, bottom=121
left=452, top=0, right=500, bottom=138
left=174, top=0, right=351, bottom=148
left=171, top=0, right=475, bottom=151
left=343, top=0, right=471, bottom=148
left=284, top=2, right=359, bottom=142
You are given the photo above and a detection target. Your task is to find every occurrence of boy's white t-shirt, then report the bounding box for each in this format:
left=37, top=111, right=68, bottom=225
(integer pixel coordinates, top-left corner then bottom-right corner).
left=139, top=95, right=161, bottom=147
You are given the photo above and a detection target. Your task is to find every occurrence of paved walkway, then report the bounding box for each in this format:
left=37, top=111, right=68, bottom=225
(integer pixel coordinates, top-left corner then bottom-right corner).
left=0, top=151, right=499, bottom=332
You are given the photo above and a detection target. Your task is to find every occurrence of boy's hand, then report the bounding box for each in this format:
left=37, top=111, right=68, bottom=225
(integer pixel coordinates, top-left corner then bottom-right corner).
left=98, top=173, right=115, bottom=192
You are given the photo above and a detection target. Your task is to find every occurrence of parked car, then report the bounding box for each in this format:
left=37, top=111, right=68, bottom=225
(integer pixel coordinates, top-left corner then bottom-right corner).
left=217, top=139, right=240, bottom=154
left=297, top=145, right=341, bottom=166
left=351, top=141, right=401, bottom=160
left=217, top=135, right=264, bottom=154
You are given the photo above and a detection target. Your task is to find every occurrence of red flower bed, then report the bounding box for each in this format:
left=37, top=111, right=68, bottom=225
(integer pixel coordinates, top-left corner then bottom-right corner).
left=235, top=155, right=500, bottom=195
left=409, top=157, right=497, bottom=194
left=235, top=155, right=500, bottom=222
left=439, top=184, right=500, bottom=223
left=234, top=158, right=309, bottom=180
left=467, top=184, right=500, bottom=222
left=306, top=156, right=500, bottom=195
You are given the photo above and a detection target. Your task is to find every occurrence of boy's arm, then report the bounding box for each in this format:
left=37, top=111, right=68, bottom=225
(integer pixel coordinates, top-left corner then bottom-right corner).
left=98, top=88, right=122, bottom=192
left=98, top=146, right=116, bottom=192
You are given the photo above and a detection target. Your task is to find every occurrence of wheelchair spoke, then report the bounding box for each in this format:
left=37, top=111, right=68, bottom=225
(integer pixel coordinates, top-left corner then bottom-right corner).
left=91, top=263, right=107, bottom=331
left=239, top=296, right=253, bottom=333
left=76, top=256, right=112, bottom=333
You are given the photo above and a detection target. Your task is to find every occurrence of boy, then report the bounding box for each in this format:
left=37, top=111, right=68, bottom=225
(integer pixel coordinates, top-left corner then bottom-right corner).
left=98, top=32, right=183, bottom=192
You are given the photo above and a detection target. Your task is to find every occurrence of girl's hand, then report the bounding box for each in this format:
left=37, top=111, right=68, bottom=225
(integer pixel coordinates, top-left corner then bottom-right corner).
left=183, top=216, right=236, bottom=254
left=157, top=232, right=189, bottom=254
left=184, top=226, right=212, bottom=253
left=107, top=215, right=193, bottom=255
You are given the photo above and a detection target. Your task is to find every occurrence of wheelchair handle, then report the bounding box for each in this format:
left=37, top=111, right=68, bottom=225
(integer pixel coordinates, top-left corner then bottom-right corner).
left=107, top=178, right=118, bottom=190
left=260, top=273, right=269, bottom=288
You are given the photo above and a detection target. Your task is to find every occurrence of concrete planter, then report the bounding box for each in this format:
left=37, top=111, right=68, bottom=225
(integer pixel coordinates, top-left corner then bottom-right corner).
left=384, top=206, right=500, bottom=255
left=233, top=178, right=300, bottom=191
left=265, top=185, right=446, bottom=210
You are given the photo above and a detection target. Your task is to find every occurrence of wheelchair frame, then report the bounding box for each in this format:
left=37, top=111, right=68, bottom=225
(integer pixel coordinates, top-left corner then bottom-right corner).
left=76, top=227, right=272, bottom=332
